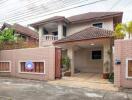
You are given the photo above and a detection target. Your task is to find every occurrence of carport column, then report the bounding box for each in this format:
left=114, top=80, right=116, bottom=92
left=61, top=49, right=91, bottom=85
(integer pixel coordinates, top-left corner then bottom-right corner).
left=103, top=41, right=111, bottom=73
left=58, top=22, right=63, bottom=39
left=38, top=26, right=43, bottom=47
left=67, top=47, right=75, bottom=75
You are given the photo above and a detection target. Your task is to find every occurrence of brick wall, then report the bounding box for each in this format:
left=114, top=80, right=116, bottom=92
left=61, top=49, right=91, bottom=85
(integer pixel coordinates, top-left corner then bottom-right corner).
left=0, top=47, right=55, bottom=80
left=114, top=39, right=132, bottom=88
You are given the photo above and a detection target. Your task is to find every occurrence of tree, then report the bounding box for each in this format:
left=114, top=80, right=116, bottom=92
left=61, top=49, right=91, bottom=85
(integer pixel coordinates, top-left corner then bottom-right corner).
left=0, top=28, right=17, bottom=43
left=124, top=21, right=132, bottom=39
left=114, top=23, right=125, bottom=39
left=114, top=21, right=132, bottom=39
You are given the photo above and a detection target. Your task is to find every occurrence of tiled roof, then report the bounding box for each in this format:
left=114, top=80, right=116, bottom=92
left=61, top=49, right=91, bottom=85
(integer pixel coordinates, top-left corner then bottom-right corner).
left=67, top=12, right=123, bottom=23
left=54, top=27, right=113, bottom=44
left=1, top=23, right=38, bottom=39
left=0, top=23, right=12, bottom=30
left=30, top=16, right=69, bottom=27
left=30, top=12, right=123, bottom=27
left=13, top=23, right=38, bottom=39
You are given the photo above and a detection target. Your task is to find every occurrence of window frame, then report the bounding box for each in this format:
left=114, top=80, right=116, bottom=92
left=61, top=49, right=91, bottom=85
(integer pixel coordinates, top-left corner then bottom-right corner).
left=18, top=60, right=45, bottom=74
left=92, top=22, right=103, bottom=28
left=91, top=50, right=102, bottom=60
left=0, top=61, right=11, bottom=72
left=126, top=58, right=132, bottom=79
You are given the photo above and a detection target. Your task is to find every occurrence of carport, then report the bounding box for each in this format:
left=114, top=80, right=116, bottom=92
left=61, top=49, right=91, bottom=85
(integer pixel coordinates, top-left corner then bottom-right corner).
left=54, top=27, right=114, bottom=77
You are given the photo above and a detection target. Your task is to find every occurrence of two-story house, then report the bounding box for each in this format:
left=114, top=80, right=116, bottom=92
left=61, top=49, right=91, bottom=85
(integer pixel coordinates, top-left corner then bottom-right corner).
left=30, top=12, right=123, bottom=77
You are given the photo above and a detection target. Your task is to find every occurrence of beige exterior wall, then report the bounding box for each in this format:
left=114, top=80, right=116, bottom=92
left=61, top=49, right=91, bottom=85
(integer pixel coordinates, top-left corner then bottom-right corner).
left=63, top=38, right=112, bottom=74
left=75, top=47, right=103, bottom=73
left=0, top=47, right=55, bottom=80
left=114, top=39, right=132, bottom=88
left=67, top=18, right=114, bottom=36
left=38, top=18, right=113, bottom=47
left=40, top=39, right=55, bottom=47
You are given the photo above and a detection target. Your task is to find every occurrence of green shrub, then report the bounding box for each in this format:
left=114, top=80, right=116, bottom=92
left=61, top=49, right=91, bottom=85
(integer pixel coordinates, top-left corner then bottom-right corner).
left=109, top=72, right=114, bottom=83
left=62, top=56, right=70, bottom=70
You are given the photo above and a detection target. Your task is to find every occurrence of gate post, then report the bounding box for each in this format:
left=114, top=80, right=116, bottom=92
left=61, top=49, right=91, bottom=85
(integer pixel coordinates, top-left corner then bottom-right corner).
left=55, top=48, right=62, bottom=79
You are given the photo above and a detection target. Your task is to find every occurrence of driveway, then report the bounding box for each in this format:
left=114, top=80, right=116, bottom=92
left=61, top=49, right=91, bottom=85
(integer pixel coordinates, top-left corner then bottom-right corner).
left=49, top=73, right=118, bottom=91
left=0, top=77, right=131, bottom=100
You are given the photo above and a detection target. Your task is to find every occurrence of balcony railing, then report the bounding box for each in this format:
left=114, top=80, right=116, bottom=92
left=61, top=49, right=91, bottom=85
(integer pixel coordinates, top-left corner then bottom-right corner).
left=42, top=35, right=58, bottom=41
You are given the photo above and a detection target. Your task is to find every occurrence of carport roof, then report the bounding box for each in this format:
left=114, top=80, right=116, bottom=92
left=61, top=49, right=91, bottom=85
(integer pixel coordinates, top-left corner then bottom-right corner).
left=54, top=27, right=113, bottom=44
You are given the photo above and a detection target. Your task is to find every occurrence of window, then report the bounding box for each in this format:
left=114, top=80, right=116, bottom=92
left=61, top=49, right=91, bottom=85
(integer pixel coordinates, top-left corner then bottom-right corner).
left=0, top=61, right=11, bottom=72
left=93, top=23, right=103, bottom=28
left=63, top=26, right=67, bottom=37
left=21, top=35, right=27, bottom=41
left=92, top=50, right=102, bottom=60
left=43, top=28, right=48, bottom=35
left=20, top=61, right=45, bottom=74
left=126, top=59, right=132, bottom=78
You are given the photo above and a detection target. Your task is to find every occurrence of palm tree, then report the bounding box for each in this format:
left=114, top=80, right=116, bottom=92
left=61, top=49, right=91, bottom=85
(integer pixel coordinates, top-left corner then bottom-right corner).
left=114, top=23, right=125, bottom=39
left=114, top=21, right=132, bottom=39
left=124, top=21, right=132, bottom=39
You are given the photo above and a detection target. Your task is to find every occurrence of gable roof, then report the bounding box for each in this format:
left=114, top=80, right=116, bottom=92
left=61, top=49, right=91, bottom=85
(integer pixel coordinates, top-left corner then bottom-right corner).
left=54, top=27, right=113, bottom=44
left=67, top=12, right=123, bottom=23
left=0, top=23, right=12, bottom=30
left=30, top=16, right=69, bottom=28
left=30, top=12, right=123, bottom=27
left=13, top=23, right=38, bottom=39
left=1, top=23, right=38, bottom=39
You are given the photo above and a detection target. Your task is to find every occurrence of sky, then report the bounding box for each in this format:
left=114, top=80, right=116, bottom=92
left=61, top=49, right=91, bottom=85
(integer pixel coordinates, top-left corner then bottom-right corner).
left=0, top=0, right=131, bottom=26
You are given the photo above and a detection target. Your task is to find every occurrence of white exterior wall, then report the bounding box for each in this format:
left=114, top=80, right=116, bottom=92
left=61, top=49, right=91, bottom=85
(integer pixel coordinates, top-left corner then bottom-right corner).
left=67, top=18, right=114, bottom=36
left=58, top=22, right=64, bottom=39
left=38, top=26, right=44, bottom=47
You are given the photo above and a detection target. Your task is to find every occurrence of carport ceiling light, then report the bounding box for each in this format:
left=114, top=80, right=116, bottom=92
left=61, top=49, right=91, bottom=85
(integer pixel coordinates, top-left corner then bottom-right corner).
left=90, top=43, right=95, bottom=46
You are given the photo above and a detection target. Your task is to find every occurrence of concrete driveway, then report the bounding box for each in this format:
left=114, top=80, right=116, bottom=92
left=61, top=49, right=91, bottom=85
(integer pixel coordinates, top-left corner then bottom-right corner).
left=49, top=73, right=117, bottom=91
left=0, top=77, right=131, bottom=100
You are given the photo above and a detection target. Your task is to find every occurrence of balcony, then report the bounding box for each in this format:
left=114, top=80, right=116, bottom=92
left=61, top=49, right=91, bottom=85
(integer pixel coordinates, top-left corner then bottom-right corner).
left=42, top=35, right=58, bottom=41
left=41, top=35, right=58, bottom=46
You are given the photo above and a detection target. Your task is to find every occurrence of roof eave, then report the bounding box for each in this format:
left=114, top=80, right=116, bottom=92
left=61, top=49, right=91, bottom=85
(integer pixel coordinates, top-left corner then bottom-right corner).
left=30, top=17, right=69, bottom=28
left=69, top=12, right=123, bottom=24
left=54, top=36, right=114, bottom=45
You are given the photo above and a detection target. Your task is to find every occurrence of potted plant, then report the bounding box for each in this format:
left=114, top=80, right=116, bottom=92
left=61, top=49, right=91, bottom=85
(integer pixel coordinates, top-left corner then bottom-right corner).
left=108, top=72, right=114, bottom=83
left=103, top=61, right=110, bottom=79
left=62, top=56, right=71, bottom=76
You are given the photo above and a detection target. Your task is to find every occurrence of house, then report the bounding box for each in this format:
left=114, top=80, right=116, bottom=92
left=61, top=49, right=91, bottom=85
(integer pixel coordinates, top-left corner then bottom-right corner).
left=0, top=12, right=125, bottom=82
left=30, top=12, right=123, bottom=77
left=1, top=11, right=132, bottom=88
left=0, top=23, right=39, bottom=45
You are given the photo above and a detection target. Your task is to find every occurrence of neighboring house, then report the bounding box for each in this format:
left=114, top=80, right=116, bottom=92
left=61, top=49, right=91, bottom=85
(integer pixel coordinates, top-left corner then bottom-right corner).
left=30, top=12, right=123, bottom=76
left=0, top=23, right=38, bottom=44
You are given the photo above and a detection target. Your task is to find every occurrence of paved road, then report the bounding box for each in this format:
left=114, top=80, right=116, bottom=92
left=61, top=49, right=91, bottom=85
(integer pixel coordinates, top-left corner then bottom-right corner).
left=0, top=77, right=131, bottom=100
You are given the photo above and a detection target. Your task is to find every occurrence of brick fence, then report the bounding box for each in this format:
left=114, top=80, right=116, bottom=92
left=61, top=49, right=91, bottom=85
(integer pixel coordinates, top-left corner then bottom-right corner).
left=0, top=47, right=55, bottom=80
left=114, top=39, right=132, bottom=88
